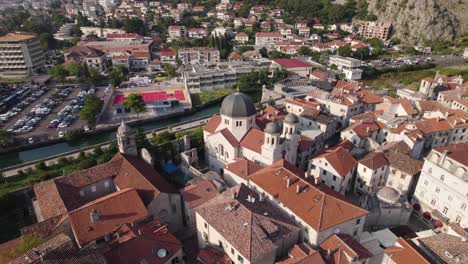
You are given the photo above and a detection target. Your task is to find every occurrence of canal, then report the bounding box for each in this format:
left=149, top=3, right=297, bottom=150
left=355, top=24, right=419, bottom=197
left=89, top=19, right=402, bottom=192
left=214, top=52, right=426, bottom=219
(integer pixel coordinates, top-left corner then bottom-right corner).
left=0, top=104, right=221, bottom=169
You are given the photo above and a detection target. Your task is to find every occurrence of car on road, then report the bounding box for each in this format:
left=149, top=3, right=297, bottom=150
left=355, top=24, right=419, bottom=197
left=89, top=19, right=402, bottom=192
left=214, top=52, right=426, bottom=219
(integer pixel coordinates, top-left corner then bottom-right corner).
left=28, top=137, right=34, bottom=144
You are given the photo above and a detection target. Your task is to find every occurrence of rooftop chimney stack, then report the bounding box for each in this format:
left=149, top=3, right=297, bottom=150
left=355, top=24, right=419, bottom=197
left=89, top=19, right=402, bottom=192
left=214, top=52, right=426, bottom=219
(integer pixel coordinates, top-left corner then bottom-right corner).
left=286, top=178, right=291, bottom=188
left=296, top=185, right=301, bottom=194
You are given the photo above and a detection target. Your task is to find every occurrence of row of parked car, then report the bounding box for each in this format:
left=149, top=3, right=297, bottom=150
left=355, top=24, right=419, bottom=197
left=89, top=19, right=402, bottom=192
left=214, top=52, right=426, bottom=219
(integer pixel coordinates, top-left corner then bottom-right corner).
left=0, top=89, right=48, bottom=122
left=49, top=89, right=95, bottom=131
left=368, top=56, right=434, bottom=68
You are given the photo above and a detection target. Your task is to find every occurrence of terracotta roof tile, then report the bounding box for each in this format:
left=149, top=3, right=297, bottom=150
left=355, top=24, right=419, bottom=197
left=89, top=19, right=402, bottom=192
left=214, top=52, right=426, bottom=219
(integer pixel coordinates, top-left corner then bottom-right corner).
left=385, top=152, right=423, bottom=176
left=220, top=128, right=240, bottom=147
left=240, top=128, right=265, bottom=154
left=104, top=220, right=182, bottom=264
left=384, top=238, right=430, bottom=264
left=359, top=152, right=388, bottom=170
left=313, top=146, right=357, bottom=177
left=181, top=179, right=218, bottom=209
left=196, top=184, right=301, bottom=262
left=225, top=158, right=263, bottom=180
left=204, top=114, right=221, bottom=133
left=278, top=244, right=325, bottom=264
left=68, top=188, right=149, bottom=247
left=319, top=234, right=373, bottom=263
left=418, top=234, right=467, bottom=264
left=249, top=160, right=367, bottom=232
left=433, top=143, right=468, bottom=167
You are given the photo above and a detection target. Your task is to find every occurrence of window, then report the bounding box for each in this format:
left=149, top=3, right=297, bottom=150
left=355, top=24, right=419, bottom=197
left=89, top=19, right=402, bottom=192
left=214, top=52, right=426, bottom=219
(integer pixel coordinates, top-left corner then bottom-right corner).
left=424, top=180, right=429, bottom=186
left=431, top=199, right=437, bottom=206
left=219, top=240, right=223, bottom=248
left=440, top=175, right=445, bottom=181
left=332, top=176, right=337, bottom=181
left=91, top=186, right=97, bottom=192
left=455, top=215, right=461, bottom=224
left=237, top=255, right=244, bottom=263
left=435, top=187, right=440, bottom=193
left=225, top=152, right=229, bottom=158
left=356, top=218, right=361, bottom=225
left=462, top=203, right=467, bottom=211
left=353, top=229, right=358, bottom=236
left=443, top=207, right=448, bottom=215
left=231, top=248, right=234, bottom=255
left=204, top=222, right=208, bottom=229
left=363, top=168, right=367, bottom=172
left=172, top=204, right=177, bottom=213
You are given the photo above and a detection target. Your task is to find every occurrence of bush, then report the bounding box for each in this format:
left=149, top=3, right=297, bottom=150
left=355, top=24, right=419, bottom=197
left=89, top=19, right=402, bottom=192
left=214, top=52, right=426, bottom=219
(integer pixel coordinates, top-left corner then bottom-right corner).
left=78, top=158, right=97, bottom=170
left=34, top=162, right=47, bottom=171
left=64, top=129, right=84, bottom=142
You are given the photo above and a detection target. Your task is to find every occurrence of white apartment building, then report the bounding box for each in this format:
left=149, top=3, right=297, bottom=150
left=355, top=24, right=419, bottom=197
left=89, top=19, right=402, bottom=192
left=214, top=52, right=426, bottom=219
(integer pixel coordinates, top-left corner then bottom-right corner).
left=0, top=33, right=45, bottom=77
left=384, top=151, right=423, bottom=197
left=168, top=26, right=185, bottom=40
left=255, top=32, right=284, bottom=47
left=329, top=55, right=363, bottom=80
left=309, top=146, right=357, bottom=194
left=412, top=143, right=468, bottom=229
left=355, top=152, right=389, bottom=196
left=178, top=47, right=220, bottom=65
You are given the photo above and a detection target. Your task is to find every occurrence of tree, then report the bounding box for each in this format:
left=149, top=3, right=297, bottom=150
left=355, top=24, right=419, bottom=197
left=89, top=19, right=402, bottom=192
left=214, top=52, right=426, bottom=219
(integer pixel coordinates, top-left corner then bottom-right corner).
left=259, top=47, right=268, bottom=57
left=80, top=94, right=103, bottom=127
left=64, top=61, right=83, bottom=77
left=337, top=45, right=352, bottom=57
left=123, top=17, right=145, bottom=35
left=352, top=47, right=370, bottom=60
left=123, top=93, right=146, bottom=118
left=48, top=64, right=68, bottom=83
left=39, top=32, right=56, bottom=50
left=152, top=130, right=175, bottom=145
left=368, top=38, right=385, bottom=55
left=0, top=129, right=12, bottom=146
left=298, top=46, right=312, bottom=56
left=108, top=65, right=127, bottom=87
left=164, top=63, right=177, bottom=78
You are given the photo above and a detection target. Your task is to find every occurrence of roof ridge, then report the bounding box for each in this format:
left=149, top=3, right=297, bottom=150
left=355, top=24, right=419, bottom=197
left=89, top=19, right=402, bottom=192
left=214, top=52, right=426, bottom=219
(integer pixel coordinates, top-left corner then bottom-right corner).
left=69, top=188, right=134, bottom=213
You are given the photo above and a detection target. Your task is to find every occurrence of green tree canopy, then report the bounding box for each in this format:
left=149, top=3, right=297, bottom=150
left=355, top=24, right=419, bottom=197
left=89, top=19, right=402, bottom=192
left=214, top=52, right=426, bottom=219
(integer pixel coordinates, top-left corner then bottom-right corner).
left=108, top=65, right=128, bottom=87
left=48, top=64, right=68, bottom=83
left=123, top=93, right=146, bottom=117
left=337, top=45, right=352, bottom=57
left=0, top=129, right=12, bottom=147
left=123, top=17, right=146, bottom=35
left=80, top=94, right=103, bottom=127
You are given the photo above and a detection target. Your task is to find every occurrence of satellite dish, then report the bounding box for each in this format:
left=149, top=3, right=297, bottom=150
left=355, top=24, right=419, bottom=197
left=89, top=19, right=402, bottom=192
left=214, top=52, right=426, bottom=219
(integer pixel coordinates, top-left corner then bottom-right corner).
left=334, top=228, right=340, bottom=234
left=157, top=249, right=167, bottom=258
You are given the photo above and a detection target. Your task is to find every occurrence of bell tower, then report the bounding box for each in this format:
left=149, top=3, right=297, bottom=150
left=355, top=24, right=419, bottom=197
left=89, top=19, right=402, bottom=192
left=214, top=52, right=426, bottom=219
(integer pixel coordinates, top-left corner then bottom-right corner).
left=117, top=120, right=138, bottom=156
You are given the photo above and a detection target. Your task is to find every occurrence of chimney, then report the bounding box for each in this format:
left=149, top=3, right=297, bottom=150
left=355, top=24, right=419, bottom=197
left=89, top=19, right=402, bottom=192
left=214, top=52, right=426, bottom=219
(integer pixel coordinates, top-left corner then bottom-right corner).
left=296, top=185, right=301, bottom=194
left=441, top=150, right=450, bottom=165
left=247, top=194, right=252, bottom=203
left=314, top=176, right=320, bottom=185
left=138, top=229, right=142, bottom=236
left=286, top=178, right=291, bottom=188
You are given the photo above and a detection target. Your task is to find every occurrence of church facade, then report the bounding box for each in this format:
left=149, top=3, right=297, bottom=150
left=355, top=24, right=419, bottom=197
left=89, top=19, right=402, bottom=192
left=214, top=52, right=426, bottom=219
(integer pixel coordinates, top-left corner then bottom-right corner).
left=203, top=92, right=303, bottom=175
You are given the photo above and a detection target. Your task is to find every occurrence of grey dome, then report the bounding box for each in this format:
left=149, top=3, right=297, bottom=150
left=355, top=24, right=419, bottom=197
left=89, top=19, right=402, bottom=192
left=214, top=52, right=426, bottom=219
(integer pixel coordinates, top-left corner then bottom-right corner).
left=377, top=187, right=400, bottom=204
left=284, top=113, right=299, bottom=124
left=117, top=120, right=132, bottom=135
left=220, top=92, right=256, bottom=118
left=264, top=122, right=281, bottom=134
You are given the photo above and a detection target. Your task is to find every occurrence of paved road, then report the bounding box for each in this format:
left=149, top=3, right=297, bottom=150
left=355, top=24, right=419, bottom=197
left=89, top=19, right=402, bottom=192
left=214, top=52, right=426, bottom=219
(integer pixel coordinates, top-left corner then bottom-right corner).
left=1, top=117, right=210, bottom=178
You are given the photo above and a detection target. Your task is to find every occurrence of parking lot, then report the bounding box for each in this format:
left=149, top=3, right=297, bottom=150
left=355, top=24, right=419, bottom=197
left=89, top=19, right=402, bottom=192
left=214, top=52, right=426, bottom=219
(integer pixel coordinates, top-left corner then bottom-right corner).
left=0, top=85, right=101, bottom=143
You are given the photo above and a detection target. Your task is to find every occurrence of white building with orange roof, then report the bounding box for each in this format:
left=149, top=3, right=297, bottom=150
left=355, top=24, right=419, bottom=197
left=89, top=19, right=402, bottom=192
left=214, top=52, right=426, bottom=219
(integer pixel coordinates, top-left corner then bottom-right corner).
left=341, top=119, right=386, bottom=149
left=248, top=159, right=368, bottom=246
left=318, top=234, right=373, bottom=264
left=355, top=152, right=389, bottom=196
left=383, top=237, right=430, bottom=264
left=309, top=145, right=357, bottom=194
left=255, top=32, right=284, bottom=47
left=234, top=32, right=249, bottom=43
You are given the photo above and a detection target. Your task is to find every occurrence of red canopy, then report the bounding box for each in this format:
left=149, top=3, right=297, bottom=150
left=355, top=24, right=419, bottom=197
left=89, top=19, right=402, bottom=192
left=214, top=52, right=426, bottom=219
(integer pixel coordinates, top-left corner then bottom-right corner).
left=433, top=220, right=443, bottom=228
left=423, top=211, right=431, bottom=219
left=413, top=203, right=421, bottom=210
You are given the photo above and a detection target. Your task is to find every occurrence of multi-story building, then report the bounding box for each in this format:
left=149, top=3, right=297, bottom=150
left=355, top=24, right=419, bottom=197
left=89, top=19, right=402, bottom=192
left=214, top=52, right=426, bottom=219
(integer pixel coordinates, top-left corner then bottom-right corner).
left=168, top=25, right=186, bottom=40
left=196, top=184, right=301, bottom=264
left=412, top=143, right=468, bottom=229
left=309, top=145, right=357, bottom=194
left=178, top=47, right=220, bottom=65
left=255, top=32, right=284, bottom=47
left=0, top=33, right=45, bottom=77
left=248, top=160, right=368, bottom=246
left=384, top=151, right=423, bottom=197
left=358, top=21, right=392, bottom=40
left=234, top=32, right=249, bottom=43
left=355, top=152, right=389, bottom=196
left=187, top=28, right=207, bottom=39
left=329, top=55, right=363, bottom=80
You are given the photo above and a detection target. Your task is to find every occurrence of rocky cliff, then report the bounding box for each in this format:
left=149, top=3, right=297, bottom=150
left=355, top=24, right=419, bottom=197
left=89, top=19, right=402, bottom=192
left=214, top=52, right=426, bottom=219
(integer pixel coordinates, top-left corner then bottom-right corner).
left=366, top=0, right=466, bottom=44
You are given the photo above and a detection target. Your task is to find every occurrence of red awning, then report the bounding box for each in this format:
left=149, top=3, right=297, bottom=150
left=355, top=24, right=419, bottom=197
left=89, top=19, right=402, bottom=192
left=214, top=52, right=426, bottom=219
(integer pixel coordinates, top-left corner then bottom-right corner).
left=433, top=220, right=443, bottom=228
left=423, top=211, right=431, bottom=219
left=413, top=203, right=421, bottom=210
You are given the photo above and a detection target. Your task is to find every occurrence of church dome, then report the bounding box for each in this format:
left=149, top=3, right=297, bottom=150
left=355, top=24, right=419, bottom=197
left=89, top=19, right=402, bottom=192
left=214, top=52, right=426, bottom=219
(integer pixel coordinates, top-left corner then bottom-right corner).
left=117, top=120, right=132, bottom=135
left=284, top=113, right=299, bottom=124
left=377, top=186, right=400, bottom=204
left=264, top=122, right=281, bottom=134
left=220, top=92, right=256, bottom=118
